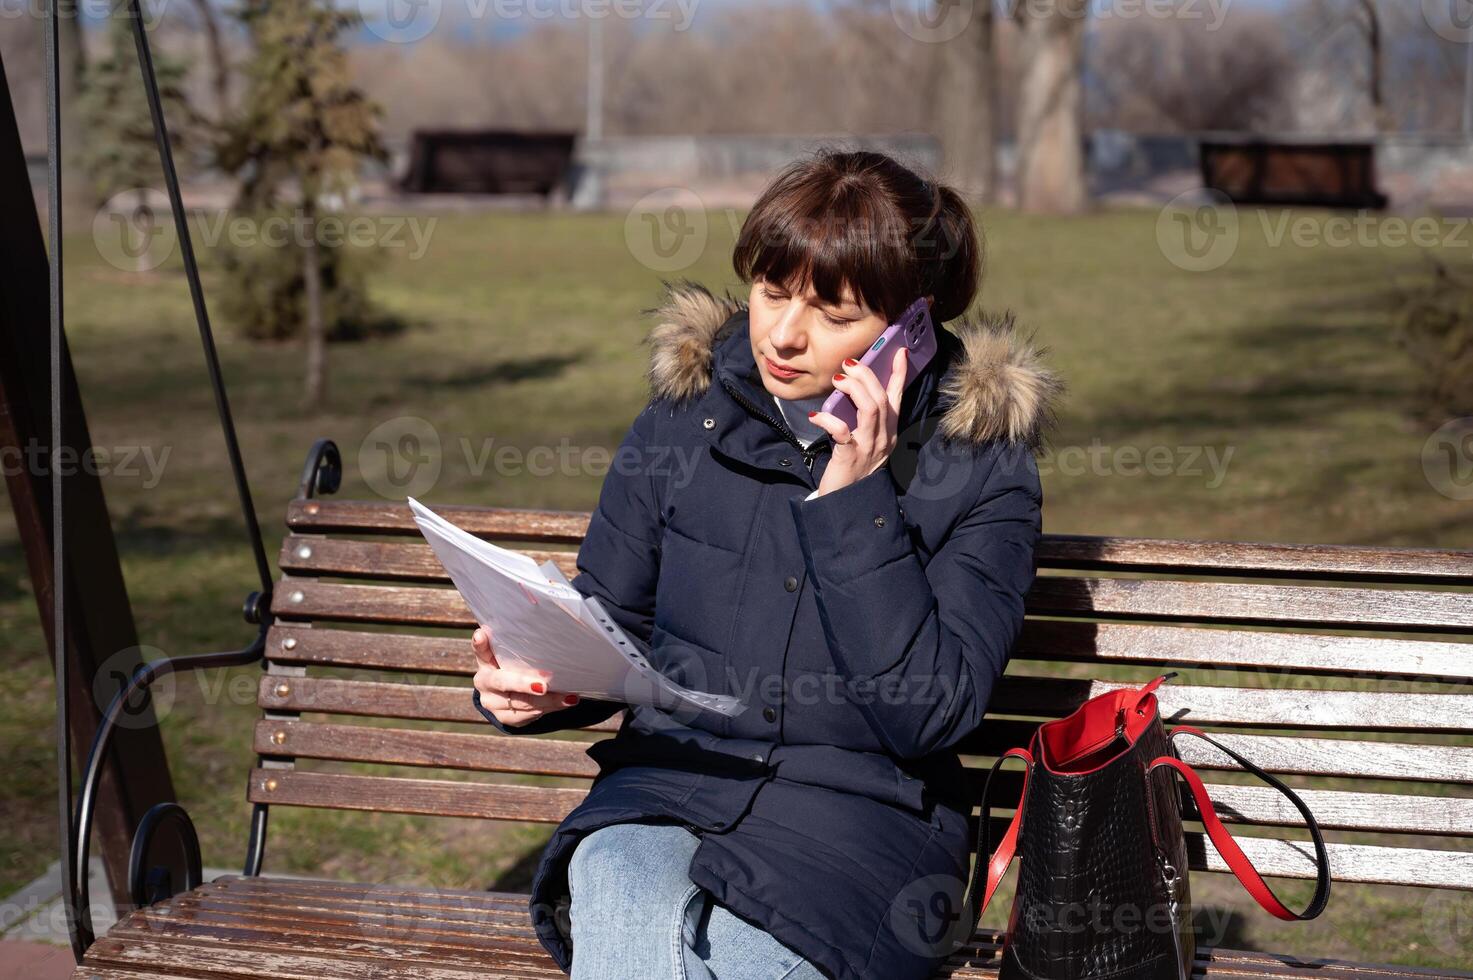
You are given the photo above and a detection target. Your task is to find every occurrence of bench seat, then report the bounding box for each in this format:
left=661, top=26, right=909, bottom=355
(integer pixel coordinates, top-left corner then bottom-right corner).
left=71, top=874, right=1473, bottom=980
left=64, top=441, right=1473, bottom=980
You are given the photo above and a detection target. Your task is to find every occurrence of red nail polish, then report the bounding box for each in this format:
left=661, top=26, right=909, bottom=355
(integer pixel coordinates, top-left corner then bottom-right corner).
left=843, top=358, right=858, bottom=366
left=563, top=694, right=580, bottom=706
left=531, top=682, right=546, bottom=695
left=833, top=372, right=844, bottom=382
left=807, top=411, right=816, bottom=417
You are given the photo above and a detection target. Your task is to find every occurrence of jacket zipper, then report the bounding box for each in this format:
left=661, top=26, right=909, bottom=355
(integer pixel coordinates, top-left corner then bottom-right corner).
left=719, top=375, right=831, bottom=472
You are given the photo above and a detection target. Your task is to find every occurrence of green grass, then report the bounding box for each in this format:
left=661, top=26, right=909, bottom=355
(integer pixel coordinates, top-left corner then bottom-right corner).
left=2, top=203, right=1470, bottom=967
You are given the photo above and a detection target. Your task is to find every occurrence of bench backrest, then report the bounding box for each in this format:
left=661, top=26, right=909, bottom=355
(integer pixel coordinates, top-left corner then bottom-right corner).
left=256, top=450, right=1473, bottom=896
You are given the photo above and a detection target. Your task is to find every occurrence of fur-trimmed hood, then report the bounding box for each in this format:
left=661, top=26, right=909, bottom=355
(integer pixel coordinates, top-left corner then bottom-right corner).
left=641, top=279, right=1065, bottom=452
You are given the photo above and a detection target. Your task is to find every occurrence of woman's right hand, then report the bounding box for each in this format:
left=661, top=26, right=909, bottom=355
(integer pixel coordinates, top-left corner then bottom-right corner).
left=472, top=626, right=581, bottom=727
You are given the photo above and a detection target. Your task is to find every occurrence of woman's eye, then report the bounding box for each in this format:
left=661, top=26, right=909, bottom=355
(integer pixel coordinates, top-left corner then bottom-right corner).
left=761, top=287, right=786, bottom=303
left=822, top=311, right=855, bottom=327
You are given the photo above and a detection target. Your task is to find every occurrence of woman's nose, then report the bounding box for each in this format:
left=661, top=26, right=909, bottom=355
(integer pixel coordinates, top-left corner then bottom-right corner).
left=769, top=305, right=807, bottom=350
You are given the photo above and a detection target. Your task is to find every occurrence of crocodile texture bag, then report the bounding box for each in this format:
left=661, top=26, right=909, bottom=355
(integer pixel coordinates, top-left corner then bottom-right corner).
left=958, top=672, right=1332, bottom=979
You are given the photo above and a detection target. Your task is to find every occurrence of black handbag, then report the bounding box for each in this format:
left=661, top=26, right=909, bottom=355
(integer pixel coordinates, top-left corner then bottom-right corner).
left=960, top=672, right=1332, bottom=979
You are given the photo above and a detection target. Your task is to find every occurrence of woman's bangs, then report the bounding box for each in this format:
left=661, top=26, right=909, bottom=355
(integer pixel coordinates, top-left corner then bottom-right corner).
left=748, top=208, right=910, bottom=320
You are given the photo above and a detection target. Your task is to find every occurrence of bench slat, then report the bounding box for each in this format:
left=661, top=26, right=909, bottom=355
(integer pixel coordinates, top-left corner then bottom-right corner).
left=251, top=721, right=1473, bottom=837
left=262, top=707, right=1473, bottom=784
left=1040, top=533, right=1473, bottom=583
left=250, top=718, right=1473, bottom=841
left=245, top=769, right=1473, bottom=890
left=282, top=502, right=1473, bottom=583
left=270, top=575, right=1473, bottom=633
left=279, top=535, right=573, bottom=583
left=266, top=619, right=1473, bottom=685
left=288, top=499, right=588, bottom=543
left=1025, top=577, right=1473, bottom=631
left=259, top=673, right=1473, bottom=735
left=1015, top=620, right=1473, bottom=682
left=996, top=676, right=1473, bottom=734
left=252, top=720, right=600, bottom=778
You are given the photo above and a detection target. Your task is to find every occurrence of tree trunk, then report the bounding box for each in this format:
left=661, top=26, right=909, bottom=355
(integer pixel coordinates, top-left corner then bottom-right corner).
left=1356, top=0, right=1391, bottom=134
left=1013, top=0, right=1089, bottom=215
left=59, top=0, right=89, bottom=218
left=933, top=0, right=998, bottom=203
left=187, top=0, right=231, bottom=121
left=302, top=201, right=326, bottom=409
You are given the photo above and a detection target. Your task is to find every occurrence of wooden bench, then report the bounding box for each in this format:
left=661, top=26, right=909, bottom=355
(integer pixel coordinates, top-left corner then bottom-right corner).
left=69, top=438, right=1473, bottom=979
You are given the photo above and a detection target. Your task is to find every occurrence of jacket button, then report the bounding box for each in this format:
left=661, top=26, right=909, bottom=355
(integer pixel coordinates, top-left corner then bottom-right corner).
left=762, top=706, right=777, bottom=723
left=783, top=575, right=798, bottom=592
left=778, top=457, right=791, bottom=466
left=702, top=417, right=716, bottom=429
left=874, top=515, right=886, bottom=527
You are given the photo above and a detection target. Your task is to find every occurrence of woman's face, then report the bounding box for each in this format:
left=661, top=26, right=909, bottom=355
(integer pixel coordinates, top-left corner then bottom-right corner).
left=747, top=275, right=889, bottom=399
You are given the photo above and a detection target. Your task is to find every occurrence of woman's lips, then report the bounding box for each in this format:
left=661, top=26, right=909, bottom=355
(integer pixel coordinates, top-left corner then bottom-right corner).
left=764, top=356, right=803, bottom=378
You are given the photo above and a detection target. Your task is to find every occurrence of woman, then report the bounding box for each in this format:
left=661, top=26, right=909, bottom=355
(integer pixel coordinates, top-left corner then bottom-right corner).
left=470, top=149, right=1064, bottom=980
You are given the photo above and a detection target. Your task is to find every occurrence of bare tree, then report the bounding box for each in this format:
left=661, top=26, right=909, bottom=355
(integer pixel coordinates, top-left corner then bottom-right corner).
left=1085, top=9, right=1297, bottom=133
left=1012, top=0, right=1089, bottom=214
left=931, top=0, right=999, bottom=202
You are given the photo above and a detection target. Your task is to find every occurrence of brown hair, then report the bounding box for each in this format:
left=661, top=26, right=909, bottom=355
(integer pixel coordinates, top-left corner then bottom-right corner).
left=732, top=148, right=982, bottom=325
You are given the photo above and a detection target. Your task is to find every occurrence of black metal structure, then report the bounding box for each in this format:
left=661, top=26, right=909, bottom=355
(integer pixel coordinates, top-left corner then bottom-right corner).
left=46, top=0, right=279, bottom=963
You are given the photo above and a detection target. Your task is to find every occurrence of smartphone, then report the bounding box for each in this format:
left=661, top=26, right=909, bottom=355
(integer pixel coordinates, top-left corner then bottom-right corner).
left=819, top=295, right=938, bottom=431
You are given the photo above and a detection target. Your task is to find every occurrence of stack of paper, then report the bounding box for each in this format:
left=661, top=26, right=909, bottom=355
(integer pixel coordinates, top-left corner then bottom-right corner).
left=407, top=496, right=746, bottom=718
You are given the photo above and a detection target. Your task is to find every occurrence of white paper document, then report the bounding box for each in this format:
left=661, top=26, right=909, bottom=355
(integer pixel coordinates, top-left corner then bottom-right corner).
left=407, top=496, right=747, bottom=718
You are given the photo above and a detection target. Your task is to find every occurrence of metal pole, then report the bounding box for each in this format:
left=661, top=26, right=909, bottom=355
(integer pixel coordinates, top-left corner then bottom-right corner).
left=572, top=12, right=605, bottom=210
left=44, top=0, right=81, bottom=960
left=1464, top=25, right=1473, bottom=139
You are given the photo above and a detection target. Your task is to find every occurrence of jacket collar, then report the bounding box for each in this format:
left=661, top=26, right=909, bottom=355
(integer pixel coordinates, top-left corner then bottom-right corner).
left=642, top=280, right=1065, bottom=462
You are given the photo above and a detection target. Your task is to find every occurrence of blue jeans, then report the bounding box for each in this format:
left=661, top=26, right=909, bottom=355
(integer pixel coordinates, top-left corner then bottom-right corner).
left=565, top=820, right=830, bottom=979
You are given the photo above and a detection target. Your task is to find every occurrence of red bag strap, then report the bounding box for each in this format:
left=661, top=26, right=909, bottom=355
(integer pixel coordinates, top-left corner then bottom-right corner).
left=1149, top=725, right=1331, bottom=921
left=1129, top=670, right=1178, bottom=718
left=961, top=746, right=1033, bottom=935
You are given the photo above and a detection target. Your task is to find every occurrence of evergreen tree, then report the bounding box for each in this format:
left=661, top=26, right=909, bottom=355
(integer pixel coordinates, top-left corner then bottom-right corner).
left=74, top=3, right=198, bottom=272
left=215, top=0, right=391, bottom=410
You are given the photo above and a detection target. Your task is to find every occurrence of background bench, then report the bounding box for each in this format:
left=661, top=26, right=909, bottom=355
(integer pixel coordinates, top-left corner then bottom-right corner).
left=69, top=439, right=1473, bottom=979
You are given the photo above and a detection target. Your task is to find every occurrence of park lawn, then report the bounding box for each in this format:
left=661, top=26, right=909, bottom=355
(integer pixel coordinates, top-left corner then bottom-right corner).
left=2, top=203, right=1469, bottom=966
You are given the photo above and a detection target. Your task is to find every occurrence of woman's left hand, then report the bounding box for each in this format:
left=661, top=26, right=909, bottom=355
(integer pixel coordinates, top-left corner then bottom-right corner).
left=807, top=344, right=908, bottom=498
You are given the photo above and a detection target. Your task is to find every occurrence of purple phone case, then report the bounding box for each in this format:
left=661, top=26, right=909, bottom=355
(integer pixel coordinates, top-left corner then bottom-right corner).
left=819, top=296, right=938, bottom=430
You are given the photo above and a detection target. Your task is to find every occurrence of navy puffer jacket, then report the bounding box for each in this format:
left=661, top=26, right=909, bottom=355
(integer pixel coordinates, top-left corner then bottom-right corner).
left=473, top=280, right=1064, bottom=980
